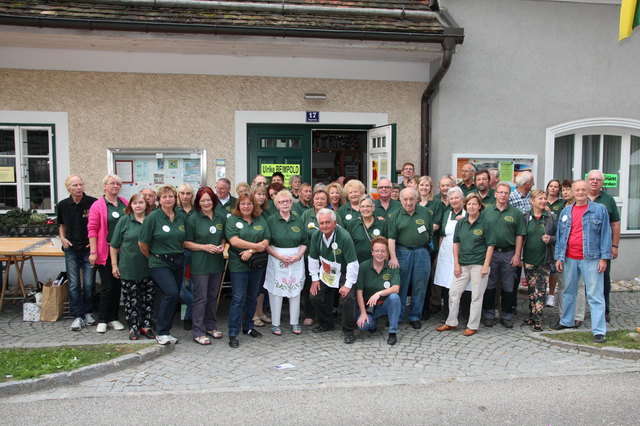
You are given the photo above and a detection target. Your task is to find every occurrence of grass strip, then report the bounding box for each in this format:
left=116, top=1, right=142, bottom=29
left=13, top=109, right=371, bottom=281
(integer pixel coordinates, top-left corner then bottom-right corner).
left=0, top=343, right=153, bottom=382
left=542, top=329, right=640, bottom=350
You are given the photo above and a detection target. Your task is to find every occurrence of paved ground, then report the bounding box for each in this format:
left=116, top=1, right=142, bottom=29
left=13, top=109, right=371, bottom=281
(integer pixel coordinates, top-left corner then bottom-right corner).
left=1, top=291, right=640, bottom=403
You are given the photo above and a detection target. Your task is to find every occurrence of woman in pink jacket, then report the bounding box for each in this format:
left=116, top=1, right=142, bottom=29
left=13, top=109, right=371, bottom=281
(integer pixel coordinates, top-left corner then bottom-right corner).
left=88, top=174, right=128, bottom=333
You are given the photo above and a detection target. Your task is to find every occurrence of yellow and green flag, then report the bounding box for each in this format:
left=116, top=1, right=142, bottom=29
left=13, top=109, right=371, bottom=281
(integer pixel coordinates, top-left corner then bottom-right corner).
left=619, top=0, right=640, bottom=41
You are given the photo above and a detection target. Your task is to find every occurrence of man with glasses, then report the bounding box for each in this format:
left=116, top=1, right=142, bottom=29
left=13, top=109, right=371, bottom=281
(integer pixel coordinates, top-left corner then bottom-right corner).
left=374, top=177, right=401, bottom=219
left=458, top=163, right=477, bottom=196
left=214, top=178, right=236, bottom=217
left=398, top=162, right=415, bottom=190
left=586, top=169, right=620, bottom=322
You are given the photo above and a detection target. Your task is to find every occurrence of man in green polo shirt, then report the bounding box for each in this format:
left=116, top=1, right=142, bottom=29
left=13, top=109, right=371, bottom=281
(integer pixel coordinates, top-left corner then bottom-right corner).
left=356, top=237, right=401, bottom=345
left=480, top=182, right=525, bottom=328
left=374, top=178, right=401, bottom=219
left=458, top=162, right=477, bottom=196
left=388, top=188, right=433, bottom=329
left=475, top=169, right=496, bottom=207
left=587, top=169, right=621, bottom=322
left=293, top=183, right=313, bottom=216
left=308, top=208, right=359, bottom=344
left=214, top=178, right=236, bottom=217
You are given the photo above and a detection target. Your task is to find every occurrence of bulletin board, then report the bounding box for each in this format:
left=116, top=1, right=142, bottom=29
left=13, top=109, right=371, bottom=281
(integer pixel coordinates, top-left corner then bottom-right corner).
left=452, top=154, right=538, bottom=188
left=108, top=148, right=207, bottom=200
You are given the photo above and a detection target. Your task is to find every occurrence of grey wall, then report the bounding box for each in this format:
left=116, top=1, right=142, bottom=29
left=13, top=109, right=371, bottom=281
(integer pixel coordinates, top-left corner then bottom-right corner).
left=432, top=0, right=640, bottom=279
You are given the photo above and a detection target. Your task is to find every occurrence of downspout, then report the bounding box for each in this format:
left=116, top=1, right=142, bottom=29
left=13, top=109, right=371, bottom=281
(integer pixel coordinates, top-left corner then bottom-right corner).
left=421, top=37, right=455, bottom=177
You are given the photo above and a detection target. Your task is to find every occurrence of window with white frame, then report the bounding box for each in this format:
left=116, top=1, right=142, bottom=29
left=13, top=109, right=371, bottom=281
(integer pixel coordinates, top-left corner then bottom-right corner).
left=547, top=118, right=640, bottom=234
left=0, top=125, right=56, bottom=213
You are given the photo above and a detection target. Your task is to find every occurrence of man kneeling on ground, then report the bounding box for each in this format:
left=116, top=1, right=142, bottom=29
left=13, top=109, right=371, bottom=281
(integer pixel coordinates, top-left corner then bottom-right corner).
left=356, top=236, right=401, bottom=345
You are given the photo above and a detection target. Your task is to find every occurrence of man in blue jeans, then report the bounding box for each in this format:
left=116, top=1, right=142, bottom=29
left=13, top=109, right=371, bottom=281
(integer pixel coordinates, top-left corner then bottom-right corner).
left=553, top=180, right=611, bottom=343
left=56, top=175, right=97, bottom=331
left=388, top=188, right=433, bottom=329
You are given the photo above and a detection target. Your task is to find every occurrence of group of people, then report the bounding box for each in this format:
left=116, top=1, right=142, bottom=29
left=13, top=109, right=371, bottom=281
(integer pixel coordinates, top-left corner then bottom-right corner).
left=56, top=162, right=620, bottom=348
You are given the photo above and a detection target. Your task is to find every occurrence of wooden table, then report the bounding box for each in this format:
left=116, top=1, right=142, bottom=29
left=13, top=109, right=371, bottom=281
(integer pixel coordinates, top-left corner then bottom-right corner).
left=0, top=237, right=51, bottom=310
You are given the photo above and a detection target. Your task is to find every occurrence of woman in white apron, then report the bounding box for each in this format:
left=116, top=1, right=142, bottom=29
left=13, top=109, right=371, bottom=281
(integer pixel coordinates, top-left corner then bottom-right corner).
left=264, top=190, right=308, bottom=335
left=434, top=186, right=471, bottom=318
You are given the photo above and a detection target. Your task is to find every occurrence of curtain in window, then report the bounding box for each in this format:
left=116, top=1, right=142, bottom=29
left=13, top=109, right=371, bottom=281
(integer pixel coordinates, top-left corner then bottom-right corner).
left=603, top=135, right=621, bottom=197
left=554, top=134, right=574, bottom=181
left=629, top=136, right=640, bottom=231
left=581, top=134, right=600, bottom=178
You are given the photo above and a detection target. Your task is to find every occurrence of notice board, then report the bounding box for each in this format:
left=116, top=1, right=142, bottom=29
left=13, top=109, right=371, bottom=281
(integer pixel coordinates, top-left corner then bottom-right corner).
left=452, top=154, right=538, bottom=188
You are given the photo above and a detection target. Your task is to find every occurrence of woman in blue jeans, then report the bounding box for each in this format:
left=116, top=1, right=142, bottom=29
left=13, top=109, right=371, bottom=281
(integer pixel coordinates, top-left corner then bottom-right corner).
left=138, top=185, right=186, bottom=345
left=225, top=193, right=271, bottom=348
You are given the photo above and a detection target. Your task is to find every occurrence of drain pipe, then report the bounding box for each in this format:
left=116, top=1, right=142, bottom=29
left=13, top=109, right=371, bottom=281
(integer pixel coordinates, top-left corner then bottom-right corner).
left=421, top=37, right=455, bottom=177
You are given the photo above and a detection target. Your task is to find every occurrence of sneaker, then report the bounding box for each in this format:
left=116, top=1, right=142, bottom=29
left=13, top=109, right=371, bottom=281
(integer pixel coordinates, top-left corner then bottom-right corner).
left=594, top=334, right=606, bottom=344
left=108, top=320, right=125, bottom=331
left=70, top=317, right=85, bottom=331
left=167, top=335, right=179, bottom=344
left=545, top=295, right=556, bottom=307
left=550, top=322, right=571, bottom=331
left=96, top=322, right=107, bottom=333
left=84, top=313, right=97, bottom=326
left=156, top=335, right=172, bottom=345
left=242, top=329, right=263, bottom=338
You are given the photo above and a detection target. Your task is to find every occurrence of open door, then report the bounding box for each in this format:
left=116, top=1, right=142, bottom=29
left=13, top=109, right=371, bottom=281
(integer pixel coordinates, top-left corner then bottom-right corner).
left=366, top=124, right=396, bottom=195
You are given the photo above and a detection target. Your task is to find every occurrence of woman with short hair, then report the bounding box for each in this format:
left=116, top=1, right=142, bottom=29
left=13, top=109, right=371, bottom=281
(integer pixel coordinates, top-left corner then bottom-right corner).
left=138, top=185, right=187, bottom=345
left=88, top=173, right=128, bottom=333
left=110, top=192, right=155, bottom=340
left=337, top=179, right=365, bottom=225
left=345, top=194, right=387, bottom=263
left=184, top=187, right=227, bottom=344
left=225, top=194, right=271, bottom=348
left=265, top=190, right=308, bottom=335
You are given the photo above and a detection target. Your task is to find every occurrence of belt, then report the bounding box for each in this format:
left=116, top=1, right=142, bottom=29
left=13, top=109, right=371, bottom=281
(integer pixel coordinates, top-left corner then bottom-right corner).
left=397, top=244, right=427, bottom=250
left=495, top=246, right=515, bottom=252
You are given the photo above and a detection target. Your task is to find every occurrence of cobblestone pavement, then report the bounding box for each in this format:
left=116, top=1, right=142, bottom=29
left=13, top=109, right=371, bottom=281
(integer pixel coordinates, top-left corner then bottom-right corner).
left=2, top=292, right=639, bottom=402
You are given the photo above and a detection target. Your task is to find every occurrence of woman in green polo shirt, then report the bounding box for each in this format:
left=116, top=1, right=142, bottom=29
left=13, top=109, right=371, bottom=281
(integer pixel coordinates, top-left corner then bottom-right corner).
left=265, top=190, right=308, bottom=335
left=522, top=189, right=557, bottom=332
left=110, top=193, right=154, bottom=341
left=345, top=194, right=387, bottom=262
left=184, top=187, right=227, bottom=345
left=225, top=193, right=271, bottom=348
left=138, top=185, right=186, bottom=345
left=437, top=193, right=495, bottom=336
left=300, top=188, right=329, bottom=326
left=327, top=182, right=345, bottom=212
left=337, top=179, right=365, bottom=226
left=251, top=183, right=273, bottom=327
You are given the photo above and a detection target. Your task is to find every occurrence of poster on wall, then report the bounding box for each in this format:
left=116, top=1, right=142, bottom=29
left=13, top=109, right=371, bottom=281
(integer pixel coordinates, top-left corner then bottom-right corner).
left=109, top=149, right=206, bottom=200
left=453, top=154, right=537, bottom=188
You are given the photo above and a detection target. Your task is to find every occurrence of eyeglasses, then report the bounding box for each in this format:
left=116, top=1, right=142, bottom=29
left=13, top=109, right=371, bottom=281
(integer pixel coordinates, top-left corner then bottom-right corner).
left=377, top=186, right=391, bottom=190
left=278, top=199, right=292, bottom=204
left=106, top=182, right=121, bottom=186
left=360, top=204, right=374, bottom=209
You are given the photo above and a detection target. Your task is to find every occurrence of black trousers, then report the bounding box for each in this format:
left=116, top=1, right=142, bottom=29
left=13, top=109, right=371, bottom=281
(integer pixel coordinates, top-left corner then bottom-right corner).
left=97, top=255, right=121, bottom=323
left=310, top=279, right=355, bottom=334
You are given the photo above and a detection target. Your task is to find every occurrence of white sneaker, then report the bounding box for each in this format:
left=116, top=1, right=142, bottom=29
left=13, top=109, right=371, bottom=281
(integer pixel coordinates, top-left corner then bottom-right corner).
left=96, top=322, right=107, bottom=333
left=84, top=313, right=97, bottom=325
left=70, top=317, right=85, bottom=331
left=167, top=335, right=179, bottom=344
left=156, top=335, right=172, bottom=345
left=546, top=295, right=556, bottom=307
left=108, top=320, right=125, bottom=331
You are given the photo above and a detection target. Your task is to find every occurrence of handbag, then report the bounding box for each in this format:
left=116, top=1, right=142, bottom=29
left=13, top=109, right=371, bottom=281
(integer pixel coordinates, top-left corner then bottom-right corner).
left=246, top=251, right=268, bottom=269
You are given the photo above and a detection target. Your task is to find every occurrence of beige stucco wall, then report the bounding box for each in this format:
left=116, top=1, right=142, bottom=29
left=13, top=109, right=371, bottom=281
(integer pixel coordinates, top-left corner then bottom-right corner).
left=0, top=69, right=424, bottom=196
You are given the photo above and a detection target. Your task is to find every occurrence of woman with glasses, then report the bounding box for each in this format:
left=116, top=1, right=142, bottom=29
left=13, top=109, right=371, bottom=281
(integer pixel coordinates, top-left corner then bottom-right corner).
left=345, top=195, right=387, bottom=263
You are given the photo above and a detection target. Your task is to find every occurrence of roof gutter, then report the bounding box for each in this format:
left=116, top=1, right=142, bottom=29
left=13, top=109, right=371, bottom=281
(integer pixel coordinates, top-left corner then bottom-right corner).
left=421, top=10, right=459, bottom=176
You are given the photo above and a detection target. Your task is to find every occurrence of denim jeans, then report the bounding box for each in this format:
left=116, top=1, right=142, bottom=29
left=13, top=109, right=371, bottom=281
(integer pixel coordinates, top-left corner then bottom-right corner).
left=228, top=269, right=264, bottom=337
left=358, top=293, right=401, bottom=333
left=180, top=250, right=193, bottom=320
left=64, top=247, right=96, bottom=318
left=397, top=246, right=430, bottom=322
left=150, top=266, right=184, bottom=335
left=559, top=258, right=606, bottom=336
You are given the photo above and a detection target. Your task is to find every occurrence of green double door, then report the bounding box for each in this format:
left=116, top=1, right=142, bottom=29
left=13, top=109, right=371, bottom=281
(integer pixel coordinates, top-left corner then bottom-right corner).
left=247, top=125, right=312, bottom=185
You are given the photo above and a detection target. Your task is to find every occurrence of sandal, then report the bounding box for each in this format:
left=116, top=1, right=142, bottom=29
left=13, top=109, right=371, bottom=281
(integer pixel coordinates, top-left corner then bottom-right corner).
left=303, top=318, right=314, bottom=326
left=129, top=329, right=139, bottom=341
left=253, top=317, right=265, bottom=327
left=206, top=330, right=223, bottom=339
left=140, top=328, right=156, bottom=339
left=532, top=322, right=543, bottom=332
left=271, top=325, right=282, bottom=335
left=193, top=336, right=212, bottom=345
left=522, top=319, right=534, bottom=326
left=292, top=324, right=302, bottom=335
left=259, top=314, right=272, bottom=324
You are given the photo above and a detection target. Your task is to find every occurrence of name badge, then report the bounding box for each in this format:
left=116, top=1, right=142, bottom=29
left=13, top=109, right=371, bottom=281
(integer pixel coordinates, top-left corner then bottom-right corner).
left=417, top=225, right=426, bottom=234
left=331, top=242, right=338, bottom=250
left=162, top=225, right=170, bottom=232
left=345, top=214, right=352, bottom=220
left=236, top=222, right=244, bottom=229
left=112, top=212, right=120, bottom=218
left=384, top=281, right=390, bottom=288
left=226, top=213, right=231, bottom=218
left=209, top=226, right=217, bottom=234
left=373, top=229, right=381, bottom=236
left=562, top=215, right=568, bottom=222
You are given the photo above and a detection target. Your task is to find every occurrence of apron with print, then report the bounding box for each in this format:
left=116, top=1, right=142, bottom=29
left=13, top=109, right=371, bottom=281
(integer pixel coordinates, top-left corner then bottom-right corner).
left=264, top=246, right=305, bottom=297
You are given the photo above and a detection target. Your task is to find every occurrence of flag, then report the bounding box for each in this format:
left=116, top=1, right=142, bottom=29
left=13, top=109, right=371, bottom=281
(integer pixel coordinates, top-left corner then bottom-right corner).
left=619, top=0, right=640, bottom=41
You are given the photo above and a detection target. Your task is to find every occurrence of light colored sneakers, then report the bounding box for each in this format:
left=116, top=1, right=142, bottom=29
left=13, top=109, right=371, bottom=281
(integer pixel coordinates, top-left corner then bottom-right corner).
left=96, top=322, right=107, bottom=333
left=84, top=313, right=97, bottom=325
left=108, top=320, right=125, bottom=330
left=70, top=317, right=85, bottom=331
left=545, top=295, right=556, bottom=307
left=157, top=335, right=178, bottom=345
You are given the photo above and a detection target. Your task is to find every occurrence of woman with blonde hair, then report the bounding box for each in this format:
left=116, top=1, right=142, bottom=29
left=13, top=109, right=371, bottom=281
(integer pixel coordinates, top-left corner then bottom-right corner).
left=88, top=174, right=128, bottom=333
left=326, top=182, right=345, bottom=212
left=337, top=179, right=365, bottom=225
